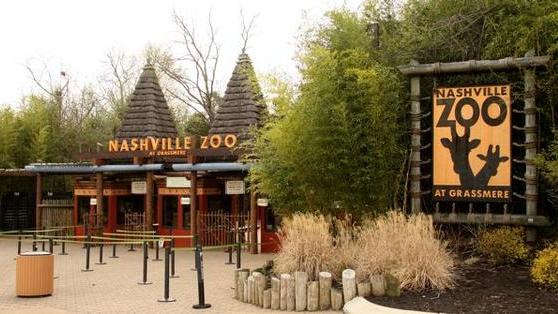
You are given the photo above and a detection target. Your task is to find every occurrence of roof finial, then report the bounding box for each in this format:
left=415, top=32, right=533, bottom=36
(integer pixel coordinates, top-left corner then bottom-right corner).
left=146, top=55, right=153, bottom=66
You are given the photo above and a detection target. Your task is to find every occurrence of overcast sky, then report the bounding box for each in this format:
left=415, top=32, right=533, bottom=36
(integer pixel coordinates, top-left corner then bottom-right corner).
left=0, top=0, right=362, bottom=106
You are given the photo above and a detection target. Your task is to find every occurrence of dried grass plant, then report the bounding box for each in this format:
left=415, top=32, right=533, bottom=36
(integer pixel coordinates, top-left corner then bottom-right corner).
left=354, top=211, right=455, bottom=291
left=273, top=213, right=337, bottom=281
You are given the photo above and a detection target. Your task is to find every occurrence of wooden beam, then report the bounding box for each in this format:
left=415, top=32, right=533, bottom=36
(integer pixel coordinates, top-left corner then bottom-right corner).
left=398, top=56, right=550, bottom=76
left=190, top=171, right=198, bottom=237
left=433, top=213, right=549, bottom=226
left=96, top=173, right=103, bottom=219
left=524, top=66, right=538, bottom=241
left=35, top=173, right=42, bottom=229
left=410, top=73, right=421, bottom=214
left=250, top=189, right=258, bottom=254
left=145, top=171, right=154, bottom=230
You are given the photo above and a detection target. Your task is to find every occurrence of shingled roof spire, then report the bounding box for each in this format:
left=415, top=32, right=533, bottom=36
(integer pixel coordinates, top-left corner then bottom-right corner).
left=115, top=61, right=178, bottom=140
left=209, top=53, right=266, bottom=142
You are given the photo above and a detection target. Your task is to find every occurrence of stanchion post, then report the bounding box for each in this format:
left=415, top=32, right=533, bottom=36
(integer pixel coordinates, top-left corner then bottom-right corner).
left=32, top=232, right=37, bottom=251
left=236, top=241, right=241, bottom=269
left=225, top=230, right=234, bottom=265
left=49, top=238, right=53, bottom=254
left=110, top=243, right=119, bottom=258
left=191, top=234, right=199, bottom=271
left=59, top=241, right=68, bottom=255
left=193, top=243, right=211, bottom=309
left=157, top=245, right=176, bottom=302
left=170, top=239, right=179, bottom=278
left=17, top=231, right=22, bottom=255
left=82, top=234, right=93, bottom=272
left=138, top=241, right=152, bottom=285
left=96, top=244, right=106, bottom=265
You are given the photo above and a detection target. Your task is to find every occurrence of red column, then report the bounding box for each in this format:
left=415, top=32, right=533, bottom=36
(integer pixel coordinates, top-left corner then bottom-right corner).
left=177, top=196, right=184, bottom=229
left=108, top=195, right=117, bottom=231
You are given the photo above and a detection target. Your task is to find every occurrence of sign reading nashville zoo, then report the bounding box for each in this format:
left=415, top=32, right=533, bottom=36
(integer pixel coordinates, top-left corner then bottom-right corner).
left=108, top=134, right=237, bottom=157
left=433, top=85, right=511, bottom=202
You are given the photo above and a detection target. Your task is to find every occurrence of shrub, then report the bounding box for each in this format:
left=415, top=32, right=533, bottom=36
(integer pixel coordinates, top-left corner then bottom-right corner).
left=273, top=213, right=337, bottom=281
left=476, top=226, right=529, bottom=265
left=531, top=245, right=558, bottom=288
left=354, top=212, right=455, bottom=291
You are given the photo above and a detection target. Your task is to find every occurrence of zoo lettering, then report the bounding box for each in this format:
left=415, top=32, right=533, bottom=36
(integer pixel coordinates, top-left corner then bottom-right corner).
left=436, top=86, right=509, bottom=128
left=108, top=134, right=237, bottom=154
left=434, top=188, right=510, bottom=199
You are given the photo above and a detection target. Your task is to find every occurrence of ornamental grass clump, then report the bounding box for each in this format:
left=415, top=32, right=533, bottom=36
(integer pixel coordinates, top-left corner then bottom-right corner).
left=354, top=212, right=455, bottom=291
left=476, top=226, right=529, bottom=265
left=273, top=213, right=337, bottom=281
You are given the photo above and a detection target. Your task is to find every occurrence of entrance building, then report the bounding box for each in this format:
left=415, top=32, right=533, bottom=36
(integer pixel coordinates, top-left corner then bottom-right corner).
left=25, top=53, right=280, bottom=253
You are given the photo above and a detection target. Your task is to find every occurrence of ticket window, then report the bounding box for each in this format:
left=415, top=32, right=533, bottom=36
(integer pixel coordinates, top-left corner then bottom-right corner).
left=116, top=195, right=144, bottom=225
left=76, top=196, right=108, bottom=224
left=181, top=197, right=191, bottom=229
left=162, top=196, right=178, bottom=228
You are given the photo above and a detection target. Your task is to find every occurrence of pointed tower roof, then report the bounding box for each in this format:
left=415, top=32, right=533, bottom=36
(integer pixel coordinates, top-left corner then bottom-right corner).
left=115, top=62, right=178, bottom=140
left=209, top=53, right=266, bottom=142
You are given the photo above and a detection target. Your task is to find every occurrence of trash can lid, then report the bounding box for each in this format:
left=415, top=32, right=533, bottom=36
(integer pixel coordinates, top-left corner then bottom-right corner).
left=20, top=251, right=52, bottom=256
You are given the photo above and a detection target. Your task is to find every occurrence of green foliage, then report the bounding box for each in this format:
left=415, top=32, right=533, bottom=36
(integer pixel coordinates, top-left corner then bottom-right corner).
left=251, top=9, right=405, bottom=216
left=0, top=107, right=17, bottom=168
left=182, top=112, right=210, bottom=136
left=536, top=132, right=558, bottom=185
left=476, top=226, right=529, bottom=265
left=531, top=244, right=558, bottom=288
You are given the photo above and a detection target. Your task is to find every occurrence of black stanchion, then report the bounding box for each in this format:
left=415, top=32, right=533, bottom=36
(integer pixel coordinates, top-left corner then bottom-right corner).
left=59, top=241, right=68, bottom=255
left=236, top=241, right=241, bottom=269
left=110, top=243, right=119, bottom=258
left=129, top=241, right=136, bottom=252
left=49, top=238, right=54, bottom=254
left=170, top=228, right=179, bottom=278
left=138, top=241, right=152, bottom=285
left=41, top=227, right=46, bottom=251
left=82, top=235, right=93, bottom=272
left=225, top=231, right=234, bottom=265
left=96, top=244, right=106, bottom=265
left=191, top=234, right=198, bottom=271
left=193, top=243, right=211, bottom=309
left=153, top=239, right=161, bottom=261
left=32, top=233, right=37, bottom=251
left=17, top=231, right=22, bottom=255
left=157, top=246, right=176, bottom=303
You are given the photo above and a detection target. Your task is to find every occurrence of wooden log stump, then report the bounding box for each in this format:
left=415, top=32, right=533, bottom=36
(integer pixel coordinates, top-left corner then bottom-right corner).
left=319, top=271, right=332, bottom=310
left=287, top=274, right=296, bottom=311
left=342, top=269, right=357, bottom=303
left=263, top=288, right=272, bottom=309
left=307, top=281, right=319, bottom=311
left=243, top=279, right=249, bottom=303
left=357, top=281, right=371, bottom=297
left=331, top=287, right=343, bottom=310
left=370, top=274, right=386, bottom=297
left=280, top=273, right=290, bottom=310
left=247, top=275, right=255, bottom=304
left=255, top=272, right=265, bottom=307
left=271, top=277, right=281, bottom=310
left=385, top=273, right=401, bottom=297
left=294, top=271, right=308, bottom=311
left=237, top=269, right=250, bottom=300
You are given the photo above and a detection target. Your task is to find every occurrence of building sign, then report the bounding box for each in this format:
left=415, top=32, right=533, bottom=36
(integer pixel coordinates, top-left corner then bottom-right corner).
left=225, top=181, right=245, bottom=195
left=257, top=198, right=269, bottom=207
left=433, top=85, right=511, bottom=202
left=180, top=197, right=190, bottom=205
left=166, top=177, right=191, bottom=188
left=107, top=134, right=237, bottom=156
left=131, top=181, right=147, bottom=194
left=90, top=198, right=97, bottom=206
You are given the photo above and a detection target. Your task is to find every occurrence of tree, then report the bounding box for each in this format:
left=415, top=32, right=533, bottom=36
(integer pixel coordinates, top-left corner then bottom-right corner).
left=151, top=12, right=220, bottom=123
left=0, top=107, right=18, bottom=168
left=251, top=9, right=405, bottom=216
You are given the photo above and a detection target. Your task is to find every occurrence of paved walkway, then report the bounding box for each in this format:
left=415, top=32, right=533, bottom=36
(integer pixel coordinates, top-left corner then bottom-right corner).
left=0, top=238, right=340, bottom=313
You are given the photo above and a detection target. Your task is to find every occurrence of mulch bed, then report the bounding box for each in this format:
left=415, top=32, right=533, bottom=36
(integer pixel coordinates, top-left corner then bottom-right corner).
left=368, top=260, right=558, bottom=313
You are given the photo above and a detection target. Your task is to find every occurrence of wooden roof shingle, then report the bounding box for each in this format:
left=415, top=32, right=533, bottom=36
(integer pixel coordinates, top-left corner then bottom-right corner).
left=115, top=63, right=178, bottom=140
left=209, top=53, right=266, bottom=142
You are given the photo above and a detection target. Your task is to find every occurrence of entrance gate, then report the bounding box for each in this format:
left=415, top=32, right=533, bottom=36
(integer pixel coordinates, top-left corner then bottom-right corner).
left=197, top=211, right=251, bottom=247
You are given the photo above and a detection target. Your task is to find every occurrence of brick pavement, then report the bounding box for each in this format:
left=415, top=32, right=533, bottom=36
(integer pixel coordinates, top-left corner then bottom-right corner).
left=0, top=239, right=340, bottom=313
